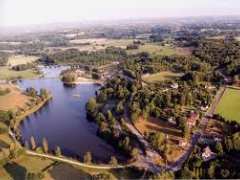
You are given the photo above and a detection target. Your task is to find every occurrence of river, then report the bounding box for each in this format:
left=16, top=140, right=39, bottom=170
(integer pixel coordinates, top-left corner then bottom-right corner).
left=18, top=66, right=123, bottom=163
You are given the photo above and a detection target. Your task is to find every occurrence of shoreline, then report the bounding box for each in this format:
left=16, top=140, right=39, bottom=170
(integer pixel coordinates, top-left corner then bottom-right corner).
left=62, top=77, right=103, bottom=86
left=13, top=95, right=53, bottom=130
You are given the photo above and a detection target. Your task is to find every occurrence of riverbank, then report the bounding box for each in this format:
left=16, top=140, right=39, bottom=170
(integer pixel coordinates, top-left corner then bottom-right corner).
left=13, top=95, right=53, bottom=130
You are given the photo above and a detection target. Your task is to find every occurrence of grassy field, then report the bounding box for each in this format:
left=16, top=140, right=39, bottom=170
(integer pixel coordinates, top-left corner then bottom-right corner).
left=142, top=71, right=182, bottom=83
left=215, top=87, right=240, bottom=123
left=0, top=155, right=54, bottom=180
left=127, top=43, right=191, bottom=56
left=0, top=67, right=39, bottom=80
left=7, top=55, right=39, bottom=66
left=0, top=84, right=31, bottom=112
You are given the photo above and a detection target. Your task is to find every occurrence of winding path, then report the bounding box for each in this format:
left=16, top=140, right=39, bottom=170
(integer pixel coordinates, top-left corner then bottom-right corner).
left=26, top=150, right=131, bottom=170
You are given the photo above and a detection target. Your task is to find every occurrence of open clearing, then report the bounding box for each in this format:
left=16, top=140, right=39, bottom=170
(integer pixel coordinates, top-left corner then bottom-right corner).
left=7, top=55, right=39, bottom=66
left=0, top=84, right=31, bottom=112
left=215, top=87, right=240, bottom=123
left=0, top=67, right=38, bottom=80
left=134, top=117, right=184, bottom=162
left=142, top=71, right=182, bottom=83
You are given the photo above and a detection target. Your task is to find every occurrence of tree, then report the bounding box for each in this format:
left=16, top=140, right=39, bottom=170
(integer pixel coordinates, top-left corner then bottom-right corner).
left=131, top=148, right=139, bottom=159
left=55, top=146, right=61, bottom=156
left=83, top=151, right=92, bottom=164
left=9, top=143, right=17, bottom=159
left=181, top=167, right=192, bottom=179
left=30, top=136, right=36, bottom=150
left=40, top=88, right=48, bottom=99
left=42, top=137, right=49, bottom=153
left=151, top=170, right=175, bottom=180
left=109, top=156, right=118, bottom=166
left=220, top=169, right=230, bottom=178
left=25, top=87, right=38, bottom=98
left=232, top=132, right=240, bottom=151
left=208, top=162, right=216, bottom=179
left=92, top=172, right=112, bottom=180
left=61, top=72, right=77, bottom=83
left=86, top=98, right=97, bottom=113
left=183, top=123, right=190, bottom=140
left=149, top=132, right=165, bottom=151
left=24, top=141, right=30, bottom=150
left=215, top=142, right=223, bottom=156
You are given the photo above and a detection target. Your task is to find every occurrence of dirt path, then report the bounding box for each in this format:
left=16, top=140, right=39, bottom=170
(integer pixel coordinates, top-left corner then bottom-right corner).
left=26, top=150, right=129, bottom=170
left=206, top=87, right=226, bottom=117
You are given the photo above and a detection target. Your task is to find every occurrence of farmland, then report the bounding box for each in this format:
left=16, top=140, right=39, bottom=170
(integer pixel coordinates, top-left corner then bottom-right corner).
left=48, top=38, right=134, bottom=52
left=127, top=43, right=191, bottom=56
left=215, top=87, right=240, bottom=123
left=142, top=71, right=182, bottom=83
left=7, top=55, right=39, bottom=66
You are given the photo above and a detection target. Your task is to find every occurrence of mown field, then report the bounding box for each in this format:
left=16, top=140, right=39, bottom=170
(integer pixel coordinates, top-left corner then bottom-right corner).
left=7, top=55, right=39, bottom=66
left=143, top=71, right=182, bottom=83
left=215, top=87, right=240, bottom=123
left=0, top=67, right=38, bottom=80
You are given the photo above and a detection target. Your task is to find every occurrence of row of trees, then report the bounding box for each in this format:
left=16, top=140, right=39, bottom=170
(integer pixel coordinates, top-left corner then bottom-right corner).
left=46, top=46, right=127, bottom=66
left=12, top=63, right=35, bottom=71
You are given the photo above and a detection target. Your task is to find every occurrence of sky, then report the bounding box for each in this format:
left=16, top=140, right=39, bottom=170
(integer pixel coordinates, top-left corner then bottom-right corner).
left=1, top=0, right=240, bottom=27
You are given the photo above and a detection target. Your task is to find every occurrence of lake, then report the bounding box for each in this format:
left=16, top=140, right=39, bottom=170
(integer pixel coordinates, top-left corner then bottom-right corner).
left=18, top=67, right=123, bottom=163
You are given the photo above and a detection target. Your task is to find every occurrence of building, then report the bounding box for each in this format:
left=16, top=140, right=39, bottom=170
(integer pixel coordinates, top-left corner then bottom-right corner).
left=202, top=146, right=216, bottom=161
left=201, top=105, right=209, bottom=111
left=170, top=83, right=179, bottom=89
left=179, top=139, right=188, bottom=148
left=168, top=117, right=176, bottom=125
left=187, top=112, right=199, bottom=128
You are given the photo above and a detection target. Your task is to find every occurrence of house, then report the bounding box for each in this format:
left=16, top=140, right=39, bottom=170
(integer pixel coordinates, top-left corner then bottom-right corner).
left=201, top=105, right=209, bottom=111
left=168, top=117, right=176, bottom=125
left=170, top=83, right=179, bottom=89
left=202, top=146, right=216, bottom=161
left=179, top=139, right=188, bottom=148
left=187, top=111, right=199, bottom=128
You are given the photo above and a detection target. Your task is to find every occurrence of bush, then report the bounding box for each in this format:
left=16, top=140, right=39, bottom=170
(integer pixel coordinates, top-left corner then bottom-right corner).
left=92, top=73, right=101, bottom=80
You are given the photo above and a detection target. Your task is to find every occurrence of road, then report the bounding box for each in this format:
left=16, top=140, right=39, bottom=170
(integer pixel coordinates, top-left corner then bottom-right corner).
left=167, top=87, right=226, bottom=171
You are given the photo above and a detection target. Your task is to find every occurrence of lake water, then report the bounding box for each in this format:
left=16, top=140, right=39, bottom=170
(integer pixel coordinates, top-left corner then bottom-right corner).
left=18, top=67, right=123, bottom=163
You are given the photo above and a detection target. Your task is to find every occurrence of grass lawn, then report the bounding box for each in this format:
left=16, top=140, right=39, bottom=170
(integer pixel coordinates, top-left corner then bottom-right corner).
left=215, top=87, right=240, bottom=123
left=142, top=71, right=182, bottom=83
left=0, top=66, right=38, bottom=80
left=7, top=55, right=39, bottom=66
left=0, top=155, right=54, bottom=180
